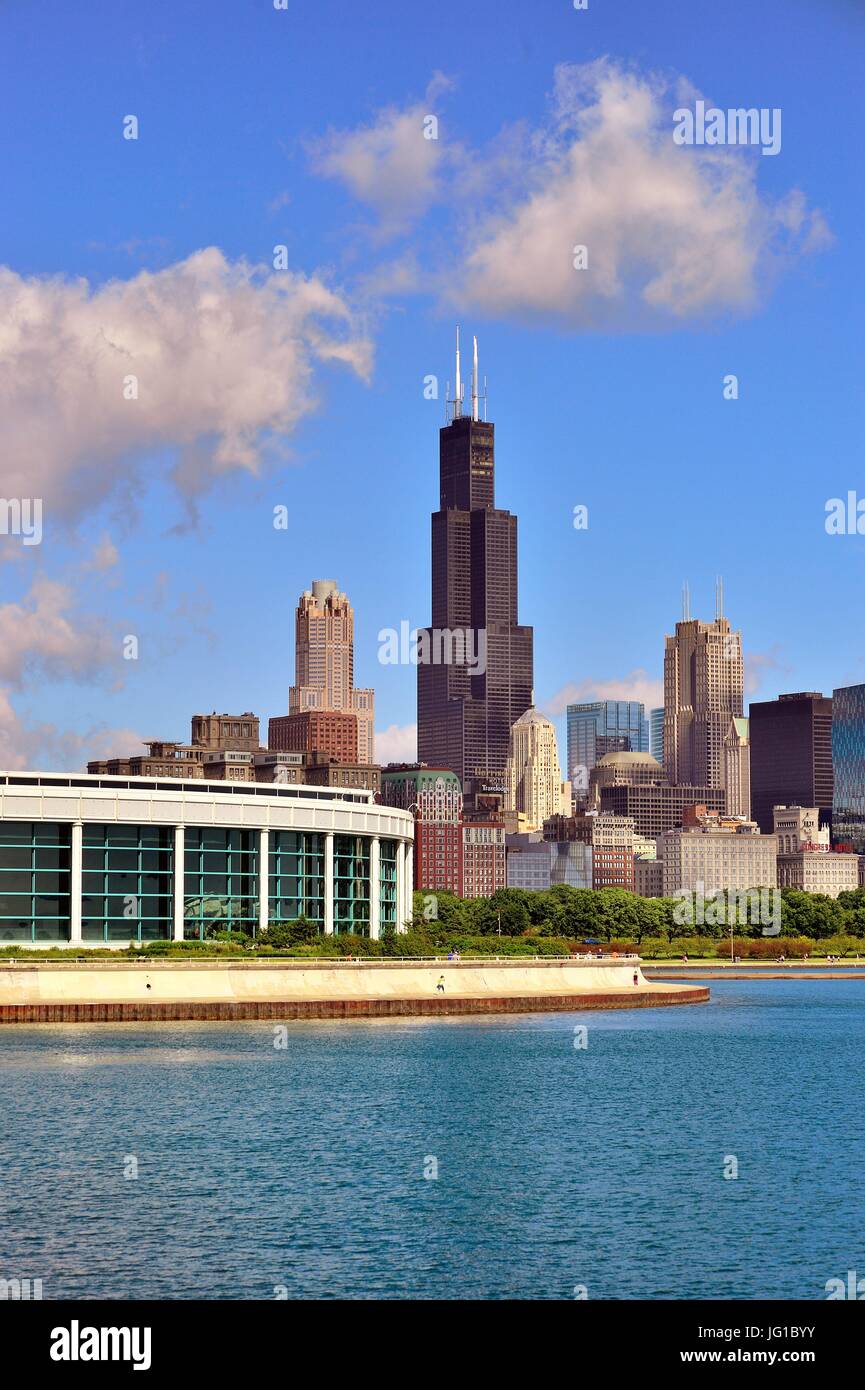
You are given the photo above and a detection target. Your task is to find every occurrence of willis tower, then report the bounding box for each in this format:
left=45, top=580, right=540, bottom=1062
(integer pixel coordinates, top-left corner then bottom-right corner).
left=417, top=330, right=533, bottom=808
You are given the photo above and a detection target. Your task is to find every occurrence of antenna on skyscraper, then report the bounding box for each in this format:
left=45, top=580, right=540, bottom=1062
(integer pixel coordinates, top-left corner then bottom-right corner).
left=454, top=326, right=462, bottom=419
left=471, top=335, right=479, bottom=422
left=682, top=581, right=691, bottom=622
left=716, top=575, right=725, bottom=621
left=483, top=373, right=488, bottom=421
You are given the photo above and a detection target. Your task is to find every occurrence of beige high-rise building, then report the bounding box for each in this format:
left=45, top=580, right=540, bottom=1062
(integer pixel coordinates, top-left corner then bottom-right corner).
left=664, top=581, right=746, bottom=811
left=724, top=716, right=751, bottom=818
left=288, top=580, right=375, bottom=763
left=504, top=708, right=570, bottom=832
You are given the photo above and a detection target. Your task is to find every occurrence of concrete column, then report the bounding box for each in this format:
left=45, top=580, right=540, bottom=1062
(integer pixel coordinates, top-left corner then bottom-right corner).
left=369, top=836, right=380, bottom=941
left=396, top=840, right=413, bottom=935
left=258, top=828, right=269, bottom=939
left=324, top=831, right=334, bottom=935
left=173, top=823, right=185, bottom=941
left=394, top=842, right=404, bottom=933
left=69, top=820, right=83, bottom=945
left=403, top=840, right=414, bottom=933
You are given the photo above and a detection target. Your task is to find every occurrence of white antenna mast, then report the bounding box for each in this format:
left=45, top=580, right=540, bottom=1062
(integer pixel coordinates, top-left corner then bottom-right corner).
left=471, top=335, right=479, bottom=421
left=454, top=326, right=462, bottom=419
left=682, top=580, right=691, bottom=623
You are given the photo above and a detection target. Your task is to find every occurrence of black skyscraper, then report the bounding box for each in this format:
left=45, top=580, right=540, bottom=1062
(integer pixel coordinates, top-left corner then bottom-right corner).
left=749, top=691, right=834, bottom=833
left=417, top=332, right=533, bottom=803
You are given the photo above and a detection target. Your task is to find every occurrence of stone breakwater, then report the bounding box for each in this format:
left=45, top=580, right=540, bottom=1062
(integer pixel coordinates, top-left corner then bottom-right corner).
left=0, top=957, right=709, bottom=1023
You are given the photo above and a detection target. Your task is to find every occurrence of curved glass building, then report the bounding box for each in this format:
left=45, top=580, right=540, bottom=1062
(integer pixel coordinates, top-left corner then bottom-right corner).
left=0, top=772, right=414, bottom=946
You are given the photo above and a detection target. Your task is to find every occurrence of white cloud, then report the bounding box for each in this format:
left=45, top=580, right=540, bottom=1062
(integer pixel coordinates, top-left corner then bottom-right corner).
left=0, top=687, right=144, bottom=772
left=0, top=248, right=372, bottom=522
left=87, top=533, right=120, bottom=571
left=310, top=74, right=453, bottom=238
left=543, top=669, right=663, bottom=717
left=0, top=576, right=117, bottom=687
left=313, top=61, right=829, bottom=326
left=457, top=60, right=829, bottom=325
left=376, top=722, right=417, bottom=765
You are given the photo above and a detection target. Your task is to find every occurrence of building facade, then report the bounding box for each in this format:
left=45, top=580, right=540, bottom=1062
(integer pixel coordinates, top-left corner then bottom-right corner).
left=832, top=684, right=865, bottom=853
left=88, top=713, right=264, bottom=779
left=649, top=707, right=664, bottom=766
left=288, top=580, right=375, bottom=764
left=190, top=713, right=261, bottom=751
left=417, top=333, right=533, bottom=807
left=0, top=772, right=414, bottom=946
left=590, top=813, right=636, bottom=891
left=461, top=819, right=506, bottom=899
left=749, top=692, right=834, bottom=834
left=776, top=851, right=859, bottom=897
left=566, top=701, right=649, bottom=793
left=504, top=708, right=570, bottom=832
left=268, top=710, right=359, bottom=763
left=724, top=716, right=751, bottom=819
left=772, top=805, right=828, bottom=854
left=507, top=837, right=592, bottom=891
left=589, top=751, right=668, bottom=808
left=663, top=593, right=746, bottom=807
left=599, top=782, right=727, bottom=839
left=634, top=859, right=664, bottom=898
left=379, top=766, right=463, bottom=895
left=660, top=826, right=777, bottom=897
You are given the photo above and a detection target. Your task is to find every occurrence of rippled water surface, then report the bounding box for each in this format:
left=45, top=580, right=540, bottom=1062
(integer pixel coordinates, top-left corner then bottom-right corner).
left=1, top=981, right=863, bottom=1299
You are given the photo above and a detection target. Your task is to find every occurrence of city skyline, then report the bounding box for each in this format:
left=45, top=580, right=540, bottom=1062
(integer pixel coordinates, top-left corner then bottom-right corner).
left=0, top=0, right=862, bottom=780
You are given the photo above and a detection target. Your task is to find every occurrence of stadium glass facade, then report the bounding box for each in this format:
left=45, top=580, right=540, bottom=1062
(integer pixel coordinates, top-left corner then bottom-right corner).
left=0, top=820, right=72, bottom=943
left=0, top=774, right=414, bottom=946
left=83, top=823, right=173, bottom=943
left=183, top=827, right=259, bottom=939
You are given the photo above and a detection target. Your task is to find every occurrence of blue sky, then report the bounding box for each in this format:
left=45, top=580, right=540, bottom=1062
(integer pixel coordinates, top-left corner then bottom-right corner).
left=0, top=0, right=862, bottom=769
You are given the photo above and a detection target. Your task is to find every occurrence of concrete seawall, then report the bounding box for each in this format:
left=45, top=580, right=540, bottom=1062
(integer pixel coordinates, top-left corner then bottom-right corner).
left=0, top=957, right=708, bottom=1022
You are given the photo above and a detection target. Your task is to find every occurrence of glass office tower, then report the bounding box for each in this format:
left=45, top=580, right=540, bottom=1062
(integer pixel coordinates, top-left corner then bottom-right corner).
left=832, top=684, right=865, bottom=852
left=566, top=701, right=650, bottom=787
left=650, top=707, right=664, bottom=765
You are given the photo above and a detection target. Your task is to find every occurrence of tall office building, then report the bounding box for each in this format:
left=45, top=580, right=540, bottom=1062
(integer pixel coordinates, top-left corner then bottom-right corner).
left=749, top=692, right=834, bottom=834
left=567, top=701, right=649, bottom=791
left=649, top=707, right=664, bottom=765
left=504, top=708, right=570, bottom=832
left=417, top=331, right=533, bottom=804
left=663, top=581, right=744, bottom=807
left=288, top=580, right=375, bottom=763
left=832, top=684, right=865, bottom=852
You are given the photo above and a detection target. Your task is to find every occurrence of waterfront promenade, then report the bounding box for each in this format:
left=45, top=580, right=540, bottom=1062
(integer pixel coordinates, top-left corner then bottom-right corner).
left=0, top=956, right=708, bottom=1023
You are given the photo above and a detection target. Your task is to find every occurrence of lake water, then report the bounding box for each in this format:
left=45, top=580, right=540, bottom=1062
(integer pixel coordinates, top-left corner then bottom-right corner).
left=1, top=981, right=863, bottom=1300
